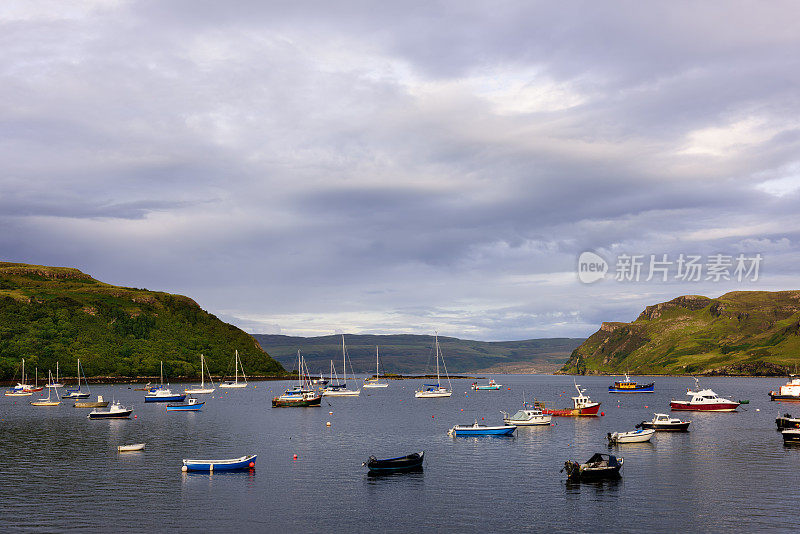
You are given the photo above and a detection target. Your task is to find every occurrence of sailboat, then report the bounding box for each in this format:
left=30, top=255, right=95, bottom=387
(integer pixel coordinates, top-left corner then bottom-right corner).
left=5, top=358, right=34, bottom=396
left=219, top=350, right=248, bottom=388
left=272, top=351, right=322, bottom=407
left=63, top=359, right=91, bottom=399
left=322, top=335, right=360, bottom=397
left=415, top=333, right=452, bottom=398
left=363, top=346, right=389, bottom=388
left=30, top=368, right=43, bottom=392
left=185, top=354, right=216, bottom=394
left=144, top=361, right=186, bottom=402
left=47, top=361, right=64, bottom=388
left=31, top=370, right=61, bottom=406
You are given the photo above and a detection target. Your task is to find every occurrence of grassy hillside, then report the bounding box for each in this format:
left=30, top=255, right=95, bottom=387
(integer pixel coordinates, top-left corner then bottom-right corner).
left=0, top=262, right=285, bottom=379
left=253, top=334, right=583, bottom=374
left=560, top=290, right=800, bottom=375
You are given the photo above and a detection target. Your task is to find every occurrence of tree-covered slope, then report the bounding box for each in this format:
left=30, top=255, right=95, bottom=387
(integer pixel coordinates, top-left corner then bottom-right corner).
left=0, top=262, right=285, bottom=379
left=560, top=291, right=800, bottom=375
left=253, top=334, right=583, bottom=374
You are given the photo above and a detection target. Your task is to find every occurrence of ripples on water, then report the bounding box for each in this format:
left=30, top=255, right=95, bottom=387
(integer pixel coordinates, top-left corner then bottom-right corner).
left=1, top=376, right=796, bottom=532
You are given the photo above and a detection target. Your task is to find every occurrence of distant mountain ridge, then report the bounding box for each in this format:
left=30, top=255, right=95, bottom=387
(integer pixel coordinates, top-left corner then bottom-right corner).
left=252, top=334, right=583, bottom=374
left=0, top=262, right=285, bottom=379
left=560, top=290, right=800, bottom=376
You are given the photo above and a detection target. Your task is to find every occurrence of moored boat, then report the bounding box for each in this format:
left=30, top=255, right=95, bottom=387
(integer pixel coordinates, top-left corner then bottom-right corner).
left=88, top=401, right=133, bottom=419
left=670, top=382, right=739, bottom=412
left=74, top=395, right=108, bottom=408
left=363, top=346, right=389, bottom=389
left=781, top=429, right=800, bottom=445
left=448, top=421, right=516, bottom=436
left=166, top=397, right=204, bottom=411
left=607, top=428, right=655, bottom=444
left=185, top=354, right=215, bottom=394
left=182, top=454, right=256, bottom=472
left=364, top=451, right=424, bottom=473
left=563, top=453, right=623, bottom=481
left=118, top=443, right=145, bottom=452
left=219, top=349, right=248, bottom=388
left=776, top=413, right=800, bottom=430
left=415, top=333, right=452, bottom=398
left=639, top=413, right=691, bottom=431
left=541, top=383, right=601, bottom=416
left=62, top=359, right=91, bottom=399
left=31, top=370, right=61, bottom=406
left=144, top=361, right=186, bottom=403
left=501, top=404, right=552, bottom=426
left=471, top=379, right=502, bottom=390
left=322, top=336, right=361, bottom=396
left=770, top=378, right=800, bottom=402
left=608, top=373, right=655, bottom=393
left=272, top=351, right=323, bottom=407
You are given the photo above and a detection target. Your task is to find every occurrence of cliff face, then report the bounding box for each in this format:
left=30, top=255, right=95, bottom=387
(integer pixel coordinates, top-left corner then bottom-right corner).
left=561, top=290, right=800, bottom=375
left=0, top=262, right=285, bottom=379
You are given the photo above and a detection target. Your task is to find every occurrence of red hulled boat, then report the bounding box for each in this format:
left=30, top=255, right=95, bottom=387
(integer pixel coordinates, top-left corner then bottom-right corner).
left=541, top=383, right=601, bottom=417
left=670, top=383, right=739, bottom=412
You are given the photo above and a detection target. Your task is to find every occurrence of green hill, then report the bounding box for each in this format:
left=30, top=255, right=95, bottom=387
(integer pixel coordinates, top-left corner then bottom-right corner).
left=560, top=290, right=800, bottom=376
left=253, top=334, right=583, bottom=374
left=0, top=262, right=285, bottom=379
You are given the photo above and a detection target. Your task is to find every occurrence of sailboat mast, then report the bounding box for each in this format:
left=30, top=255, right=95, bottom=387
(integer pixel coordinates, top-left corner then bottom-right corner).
left=235, top=350, right=238, bottom=383
left=435, top=334, right=441, bottom=384
left=342, top=335, right=346, bottom=383
left=200, top=355, right=204, bottom=388
left=376, top=346, right=379, bottom=378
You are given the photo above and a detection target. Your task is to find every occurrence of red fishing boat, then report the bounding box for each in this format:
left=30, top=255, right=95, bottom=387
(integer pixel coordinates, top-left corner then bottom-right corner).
left=670, top=381, right=739, bottom=412
left=541, top=383, right=601, bottom=416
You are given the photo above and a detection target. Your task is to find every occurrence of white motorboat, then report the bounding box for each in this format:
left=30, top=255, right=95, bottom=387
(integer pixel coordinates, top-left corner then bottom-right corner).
left=501, top=405, right=551, bottom=426
left=415, top=333, right=452, bottom=398
left=88, top=401, right=133, bottom=419
left=607, top=428, right=655, bottom=444
left=639, top=413, right=691, bottom=431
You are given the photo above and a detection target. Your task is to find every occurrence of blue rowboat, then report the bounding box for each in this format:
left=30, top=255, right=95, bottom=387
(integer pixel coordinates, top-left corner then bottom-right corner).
left=448, top=422, right=517, bottom=436
left=166, top=398, right=204, bottom=411
left=182, top=454, right=257, bottom=472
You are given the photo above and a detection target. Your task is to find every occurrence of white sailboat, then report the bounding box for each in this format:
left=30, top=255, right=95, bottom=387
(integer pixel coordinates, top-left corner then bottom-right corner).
left=185, top=354, right=216, bottom=394
left=219, top=350, right=248, bottom=388
left=322, top=335, right=360, bottom=397
left=62, top=359, right=91, bottom=399
left=31, top=370, right=61, bottom=406
left=5, top=358, right=35, bottom=396
left=415, top=333, right=452, bottom=398
left=47, top=361, right=64, bottom=388
left=363, top=346, right=389, bottom=388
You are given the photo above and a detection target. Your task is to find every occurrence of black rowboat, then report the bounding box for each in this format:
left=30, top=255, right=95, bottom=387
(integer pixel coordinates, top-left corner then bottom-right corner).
left=364, top=451, right=424, bottom=473
left=563, top=453, right=622, bottom=481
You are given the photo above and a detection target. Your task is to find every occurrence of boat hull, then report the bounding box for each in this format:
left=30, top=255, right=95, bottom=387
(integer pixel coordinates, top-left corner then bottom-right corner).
left=5, top=391, right=33, bottom=397
left=474, top=385, right=502, bottom=390
left=776, top=415, right=800, bottom=429
left=219, top=383, right=248, bottom=389
left=62, top=392, right=90, bottom=399
left=166, top=402, right=205, bottom=411
left=782, top=430, right=800, bottom=444
left=363, top=383, right=389, bottom=388
left=30, top=400, right=60, bottom=406
left=770, top=393, right=800, bottom=402
left=503, top=417, right=551, bottom=426
left=543, top=403, right=601, bottom=417
left=184, top=388, right=215, bottom=394
left=609, top=383, right=655, bottom=393
left=608, top=429, right=655, bottom=444
left=450, top=425, right=516, bottom=436
left=183, top=455, right=256, bottom=472
left=144, top=394, right=187, bottom=403
left=322, top=389, right=361, bottom=396
left=271, top=396, right=322, bottom=407
left=74, top=401, right=109, bottom=408
left=118, top=443, right=145, bottom=452
left=88, top=409, right=133, bottom=419
left=415, top=390, right=452, bottom=398
left=641, top=421, right=690, bottom=431
left=366, top=451, right=424, bottom=472
left=669, top=401, right=739, bottom=411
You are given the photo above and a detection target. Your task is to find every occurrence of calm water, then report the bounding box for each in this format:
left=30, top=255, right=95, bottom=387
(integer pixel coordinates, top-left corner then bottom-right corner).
left=1, top=375, right=796, bottom=533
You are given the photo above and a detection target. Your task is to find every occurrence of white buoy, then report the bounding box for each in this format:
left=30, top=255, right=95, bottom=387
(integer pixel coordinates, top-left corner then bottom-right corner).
left=756, top=408, right=760, bottom=411
left=181, top=466, right=187, bottom=472
left=326, top=421, right=331, bottom=426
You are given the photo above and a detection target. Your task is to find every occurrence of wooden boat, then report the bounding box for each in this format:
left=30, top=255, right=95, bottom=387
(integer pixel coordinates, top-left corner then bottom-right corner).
left=638, top=413, right=690, bottom=431
left=607, top=429, right=655, bottom=444
left=471, top=379, right=502, bottom=390
left=74, top=395, right=108, bottom=408
left=182, top=454, right=256, bottom=472
left=363, top=346, right=389, bottom=389
left=448, top=421, right=517, bottom=436
left=219, top=350, right=248, bottom=388
left=563, top=453, right=623, bottom=481
left=185, top=354, right=216, bottom=394
left=501, top=404, right=552, bottom=426
left=63, top=359, right=91, bottom=399
left=88, top=401, right=133, bottom=419
left=541, top=382, right=601, bottom=416
left=31, top=370, right=61, bottom=406
left=144, top=362, right=186, bottom=402
left=118, top=443, right=146, bottom=452
left=166, top=397, right=204, bottom=411
left=782, top=429, right=800, bottom=444
left=364, top=451, right=424, bottom=473
left=608, top=373, right=655, bottom=393
left=770, top=378, right=800, bottom=401
left=322, top=336, right=361, bottom=396
left=670, top=381, right=739, bottom=412
left=415, top=333, right=452, bottom=398
left=776, top=413, right=800, bottom=429
left=272, top=351, right=322, bottom=407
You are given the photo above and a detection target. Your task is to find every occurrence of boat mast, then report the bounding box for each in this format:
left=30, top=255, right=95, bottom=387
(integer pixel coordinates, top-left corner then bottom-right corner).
left=376, top=346, right=379, bottom=379
left=342, top=335, right=347, bottom=386
left=435, top=333, right=441, bottom=385
left=200, top=354, right=204, bottom=388
left=234, top=350, right=239, bottom=384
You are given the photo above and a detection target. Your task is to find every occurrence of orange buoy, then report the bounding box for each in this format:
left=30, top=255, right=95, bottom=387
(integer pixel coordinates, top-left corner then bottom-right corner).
left=461, top=408, right=464, bottom=411
left=293, top=454, right=298, bottom=460
left=249, top=462, right=255, bottom=468
left=431, top=415, right=434, bottom=418
left=600, top=412, right=605, bottom=416
left=134, top=415, right=137, bottom=419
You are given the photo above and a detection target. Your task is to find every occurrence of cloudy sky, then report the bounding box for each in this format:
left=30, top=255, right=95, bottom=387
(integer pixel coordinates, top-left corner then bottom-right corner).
left=2, top=1, right=799, bottom=340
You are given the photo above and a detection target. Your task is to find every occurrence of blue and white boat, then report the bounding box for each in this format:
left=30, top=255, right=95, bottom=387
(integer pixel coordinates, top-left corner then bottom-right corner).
left=63, top=359, right=91, bottom=399
left=144, top=361, right=186, bottom=403
left=166, top=397, right=204, bottom=411
left=181, top=454, right=257, bottom=472
left=448, top=421, right=517, bottom=436
left=608, top=373, right=655, bottom=393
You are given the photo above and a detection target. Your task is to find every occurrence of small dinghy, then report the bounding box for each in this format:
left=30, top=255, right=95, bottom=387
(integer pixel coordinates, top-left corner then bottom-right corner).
left=608, top=428, right=655, bottom=444
left=181, top=454, right=257, bottom=472
left=638, top=413, right=691, bottom=431
left=118, top=443, right=145, bottom=452
left=88, top=401, right=133, bottom=419
left=563, top=453, right=623, bottom=481
left=166, top=397, right=204, bottom=411
left=363, top=451, right=424, bottom=473
left=448, top=421, right=516, bottom=436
